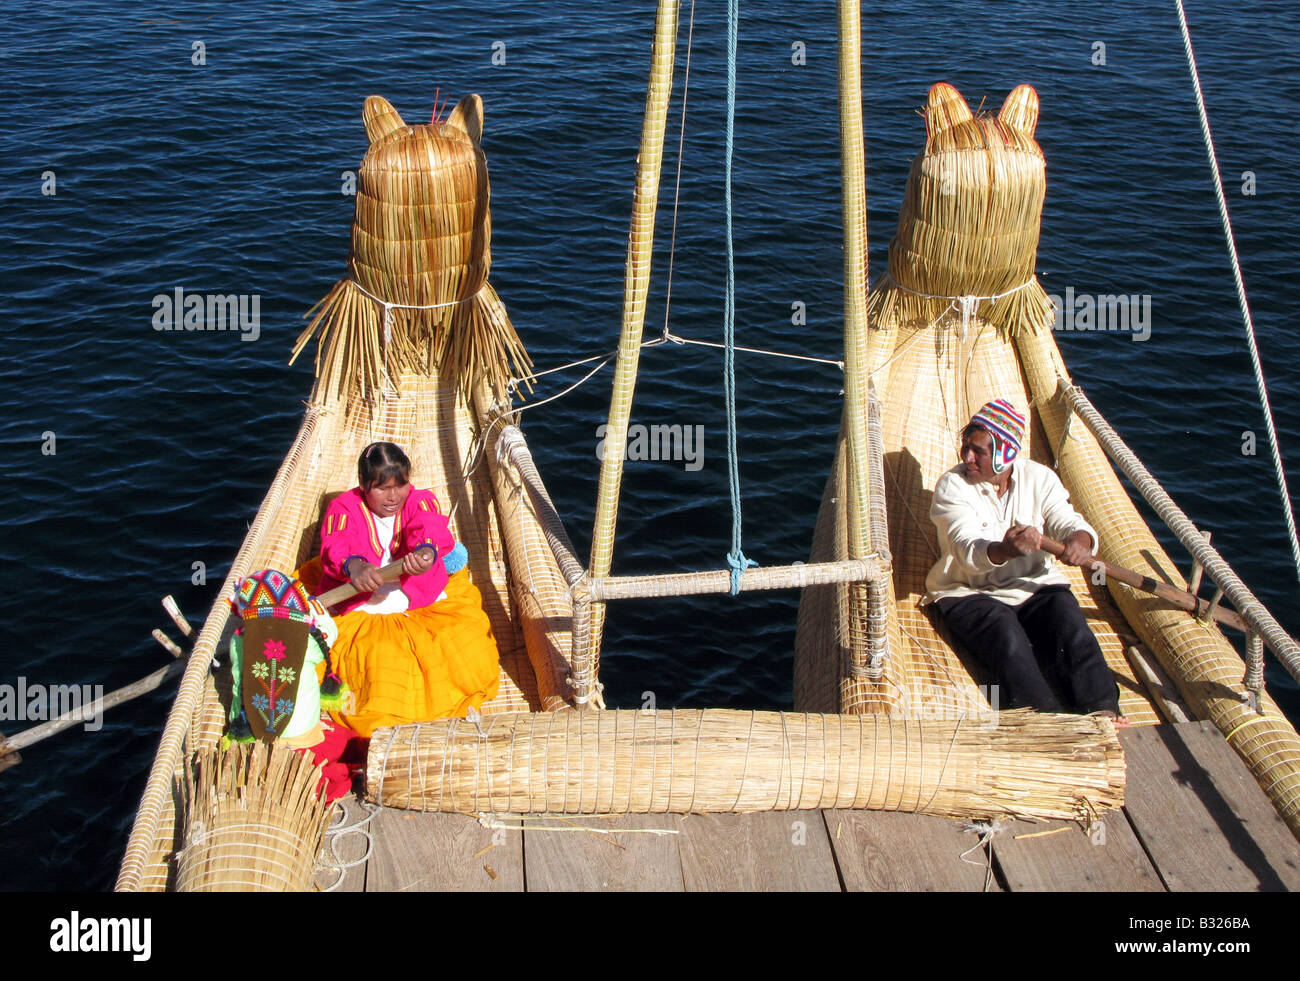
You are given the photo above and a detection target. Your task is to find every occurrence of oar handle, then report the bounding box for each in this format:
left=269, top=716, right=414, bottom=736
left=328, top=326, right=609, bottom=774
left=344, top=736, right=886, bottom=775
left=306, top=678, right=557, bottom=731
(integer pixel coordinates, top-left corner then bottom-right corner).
left=1038, top=534, right=1246, bottom=633
left=314, top=557, right=407, bottom=608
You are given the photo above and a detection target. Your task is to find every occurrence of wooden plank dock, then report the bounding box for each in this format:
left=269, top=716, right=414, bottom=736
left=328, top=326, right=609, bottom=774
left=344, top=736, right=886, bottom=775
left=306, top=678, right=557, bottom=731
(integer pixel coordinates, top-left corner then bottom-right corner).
left=318, top=721, right=1300, bottom=892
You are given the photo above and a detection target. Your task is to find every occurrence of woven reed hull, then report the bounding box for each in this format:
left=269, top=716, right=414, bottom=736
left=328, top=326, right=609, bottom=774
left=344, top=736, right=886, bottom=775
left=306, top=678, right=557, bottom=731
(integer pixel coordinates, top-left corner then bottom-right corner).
left=793, top=313, right=1300, bottom=838
left=117, top=363, right=574, bottom=891
left=1016, top=327, right=1300, bottom=835
left=365, top=708, right=1124, bottom=822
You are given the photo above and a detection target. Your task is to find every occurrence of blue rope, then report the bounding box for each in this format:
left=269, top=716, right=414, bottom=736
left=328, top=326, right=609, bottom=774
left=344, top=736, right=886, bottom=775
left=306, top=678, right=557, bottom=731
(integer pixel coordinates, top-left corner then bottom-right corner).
left=723, top=0, right=755, bottom=596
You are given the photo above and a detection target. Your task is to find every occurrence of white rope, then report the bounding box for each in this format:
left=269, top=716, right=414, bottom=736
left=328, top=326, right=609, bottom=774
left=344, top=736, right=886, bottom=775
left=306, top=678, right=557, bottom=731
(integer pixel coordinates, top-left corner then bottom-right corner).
left=502, top=331, right=841, bottom=419
left=659, top=0, right=697, bottom=343
left=349, top=277, right=479, bottom=313
left=1175, top=0, right=1300, bottom=587
left=878, top=269, right=1038, bottom=304
left=476, top=814, right=680, bottom=836
left=864, top=301, right=970, bottom=381
left=511, top=347, right=622, bottom=386
left=507, top=352, right=617, bottom=415
left=314, top=798, right=380, bottom=891
left=348, top=279, right=482, bottom=397
left=663, top=331, right=843, bottom=369
left=959, top=817, right=1005, bottom=893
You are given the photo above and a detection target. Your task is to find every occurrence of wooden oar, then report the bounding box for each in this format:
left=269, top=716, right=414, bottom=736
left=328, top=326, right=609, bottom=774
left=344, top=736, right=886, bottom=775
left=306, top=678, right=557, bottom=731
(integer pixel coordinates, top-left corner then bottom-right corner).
left=1, top=659, right=186, bottom=769
left=2, top=596, right=200, bottom=772
left=314, top=557, right=406, bottom=607
left=1039, top=535, right=1247, bottom=633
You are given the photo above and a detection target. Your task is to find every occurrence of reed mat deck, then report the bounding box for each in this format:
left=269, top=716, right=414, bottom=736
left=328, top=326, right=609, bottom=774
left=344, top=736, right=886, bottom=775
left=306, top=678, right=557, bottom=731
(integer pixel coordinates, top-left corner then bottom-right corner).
left=339, top=721, right=1298, bottom=892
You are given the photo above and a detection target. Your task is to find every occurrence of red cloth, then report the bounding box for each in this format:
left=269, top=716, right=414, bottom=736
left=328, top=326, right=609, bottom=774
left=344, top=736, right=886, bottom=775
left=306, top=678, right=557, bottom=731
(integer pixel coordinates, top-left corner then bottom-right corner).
left=301, top=719, right=364, bottom=803
left=317, top=487, right=456, bottom=614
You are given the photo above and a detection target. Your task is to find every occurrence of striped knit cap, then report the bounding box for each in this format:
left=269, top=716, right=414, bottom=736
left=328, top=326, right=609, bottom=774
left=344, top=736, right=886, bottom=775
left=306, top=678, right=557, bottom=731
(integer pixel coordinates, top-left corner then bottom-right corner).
left=970, top=399, right=1027, bottom=474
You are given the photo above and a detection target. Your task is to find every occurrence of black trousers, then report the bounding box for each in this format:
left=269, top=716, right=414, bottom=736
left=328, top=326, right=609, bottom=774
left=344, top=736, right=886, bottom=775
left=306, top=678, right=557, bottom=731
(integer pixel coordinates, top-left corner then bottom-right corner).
left=934, top=585, right=1120, bottom=715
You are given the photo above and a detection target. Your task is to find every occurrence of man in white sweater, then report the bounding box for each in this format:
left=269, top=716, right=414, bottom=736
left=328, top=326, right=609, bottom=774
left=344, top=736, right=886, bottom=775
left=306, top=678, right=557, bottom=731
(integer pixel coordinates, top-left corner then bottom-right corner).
left=925, top=399, right=1122, bottom=720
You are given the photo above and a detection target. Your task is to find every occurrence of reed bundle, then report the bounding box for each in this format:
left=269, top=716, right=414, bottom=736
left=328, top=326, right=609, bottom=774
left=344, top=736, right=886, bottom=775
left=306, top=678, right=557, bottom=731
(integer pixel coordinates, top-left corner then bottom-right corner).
left=174, top=743, right=334, bottom=892
left=365, top=708, right=1124, bottom=823
left=291, top=94, right=531, bottom=408
left=866, top=83, right=1054, bottom=339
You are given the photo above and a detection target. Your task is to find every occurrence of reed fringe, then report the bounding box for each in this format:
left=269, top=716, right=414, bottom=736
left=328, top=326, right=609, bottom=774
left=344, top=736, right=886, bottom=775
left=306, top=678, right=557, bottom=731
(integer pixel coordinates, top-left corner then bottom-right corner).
left=174, top=742, right=334, bottom=892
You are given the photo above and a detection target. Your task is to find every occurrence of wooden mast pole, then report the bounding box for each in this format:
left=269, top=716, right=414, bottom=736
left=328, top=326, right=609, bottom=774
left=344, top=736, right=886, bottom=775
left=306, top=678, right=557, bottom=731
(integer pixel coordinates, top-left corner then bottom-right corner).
left=836, top=0, right=879, bottom=675
left=579, top=0, right=681, bottom=707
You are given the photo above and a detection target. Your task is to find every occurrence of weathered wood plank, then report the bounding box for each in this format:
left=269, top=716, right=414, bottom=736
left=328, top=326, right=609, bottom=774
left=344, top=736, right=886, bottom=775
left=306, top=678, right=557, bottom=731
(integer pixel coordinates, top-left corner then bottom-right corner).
left=524, top=813, right=683, bottom=892
left=992, top=814, right=1163, bottom=892
left=1120, top=722, right=1300, bottom=892
left=678, top=811, right=840, bottom=892
left=823, top=810, right=999, bottom=892
left=367, top=810, right=524, bottom=891
left=1161, top=720, right=1300, bottom=885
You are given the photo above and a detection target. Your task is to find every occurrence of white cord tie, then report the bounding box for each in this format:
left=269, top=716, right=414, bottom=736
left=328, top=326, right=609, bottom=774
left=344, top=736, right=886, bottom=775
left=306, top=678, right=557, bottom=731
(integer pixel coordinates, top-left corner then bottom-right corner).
left=347, top=278, right=483, bottom=399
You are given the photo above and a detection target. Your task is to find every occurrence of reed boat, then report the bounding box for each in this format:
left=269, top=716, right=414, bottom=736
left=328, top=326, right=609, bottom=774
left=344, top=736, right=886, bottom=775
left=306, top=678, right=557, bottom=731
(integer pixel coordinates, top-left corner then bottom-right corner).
left=117, top=1, right=1300, bottom=892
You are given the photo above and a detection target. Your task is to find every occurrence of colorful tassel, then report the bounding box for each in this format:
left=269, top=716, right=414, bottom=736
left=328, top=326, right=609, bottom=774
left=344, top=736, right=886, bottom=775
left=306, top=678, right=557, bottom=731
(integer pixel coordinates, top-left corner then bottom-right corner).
left=224, top=711, right=256, bottom=747
left=319, top=674, right=350, bottom=712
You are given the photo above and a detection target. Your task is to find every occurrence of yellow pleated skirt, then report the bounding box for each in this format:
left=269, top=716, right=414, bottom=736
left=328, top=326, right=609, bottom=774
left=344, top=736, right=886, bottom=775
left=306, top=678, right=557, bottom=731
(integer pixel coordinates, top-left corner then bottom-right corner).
left=296, top=560, right=500, bottom=738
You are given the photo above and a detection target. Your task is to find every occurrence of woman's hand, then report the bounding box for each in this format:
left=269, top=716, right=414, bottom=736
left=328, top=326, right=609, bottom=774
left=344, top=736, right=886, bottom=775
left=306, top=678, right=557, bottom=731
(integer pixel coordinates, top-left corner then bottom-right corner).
left=346, top=558, right=383, bottom=592
left=403, top=548, right=436, bottom=577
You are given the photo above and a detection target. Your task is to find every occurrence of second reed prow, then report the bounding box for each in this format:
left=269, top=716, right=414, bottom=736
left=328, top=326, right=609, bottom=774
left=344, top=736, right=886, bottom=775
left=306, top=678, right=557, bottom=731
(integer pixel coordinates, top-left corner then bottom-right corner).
left=871, top=82, right=1054, bottom=339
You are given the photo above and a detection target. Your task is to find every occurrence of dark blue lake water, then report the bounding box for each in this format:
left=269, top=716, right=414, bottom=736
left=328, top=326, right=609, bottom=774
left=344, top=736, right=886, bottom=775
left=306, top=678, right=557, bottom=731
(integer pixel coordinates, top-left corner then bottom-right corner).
left=1, top=0, right=1297, bottom=890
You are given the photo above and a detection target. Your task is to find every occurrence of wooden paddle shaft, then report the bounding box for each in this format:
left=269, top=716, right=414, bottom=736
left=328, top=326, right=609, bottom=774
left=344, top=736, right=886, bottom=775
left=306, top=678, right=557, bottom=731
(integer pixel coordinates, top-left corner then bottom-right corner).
left=6, top=555, right=415, bottom=768
left=1038, top=535, right=1247, bottom=633
left=314, top=557, right=406, bottom=607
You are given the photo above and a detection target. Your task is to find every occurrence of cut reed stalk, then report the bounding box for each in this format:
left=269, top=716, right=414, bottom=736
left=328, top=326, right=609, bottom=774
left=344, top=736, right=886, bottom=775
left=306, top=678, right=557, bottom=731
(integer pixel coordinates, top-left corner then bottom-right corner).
left=175, top=743, right=333, bottom=892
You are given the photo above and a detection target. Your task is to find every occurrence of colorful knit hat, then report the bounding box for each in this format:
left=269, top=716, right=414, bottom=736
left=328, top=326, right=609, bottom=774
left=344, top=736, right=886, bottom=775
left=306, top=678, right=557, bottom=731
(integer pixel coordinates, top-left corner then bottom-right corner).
left=224, top=569, right=348, bottom=746
left=970, top=399, right=1027, bottom=474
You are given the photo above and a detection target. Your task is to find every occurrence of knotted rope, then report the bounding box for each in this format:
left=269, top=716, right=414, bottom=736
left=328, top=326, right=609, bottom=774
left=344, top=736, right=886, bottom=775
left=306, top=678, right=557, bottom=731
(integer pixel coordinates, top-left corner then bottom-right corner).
left=722, top=0, right=756, bottom=595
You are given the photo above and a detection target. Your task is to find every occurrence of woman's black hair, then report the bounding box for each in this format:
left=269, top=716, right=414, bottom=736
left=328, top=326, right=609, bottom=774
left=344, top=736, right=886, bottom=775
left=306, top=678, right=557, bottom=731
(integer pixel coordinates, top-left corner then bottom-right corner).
left=358, top=441, right=412, bottom=490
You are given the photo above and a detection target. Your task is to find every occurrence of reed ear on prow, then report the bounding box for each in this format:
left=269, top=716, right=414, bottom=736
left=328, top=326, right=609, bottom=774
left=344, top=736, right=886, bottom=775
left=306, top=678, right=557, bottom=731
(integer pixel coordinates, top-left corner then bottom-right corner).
left=363, top=95, right=410, bottom=145
left=924, top=82, right=974, bottom=139
left=442, top=93, right=484, bottom=145
left=998, top=84, right=1040, bottom=136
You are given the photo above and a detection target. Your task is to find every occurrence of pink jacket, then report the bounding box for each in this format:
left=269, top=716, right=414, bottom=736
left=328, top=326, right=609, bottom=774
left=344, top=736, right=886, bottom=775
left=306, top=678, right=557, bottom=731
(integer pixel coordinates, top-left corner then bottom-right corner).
left=318, top=487, right=456, bottom=614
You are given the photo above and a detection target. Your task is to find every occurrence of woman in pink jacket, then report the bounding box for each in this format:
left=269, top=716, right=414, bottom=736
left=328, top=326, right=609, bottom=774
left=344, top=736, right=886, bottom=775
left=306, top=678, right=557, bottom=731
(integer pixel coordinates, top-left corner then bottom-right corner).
left=316, top=444, right=457, bottom=615
left=305, top=442, right=500, bottom=737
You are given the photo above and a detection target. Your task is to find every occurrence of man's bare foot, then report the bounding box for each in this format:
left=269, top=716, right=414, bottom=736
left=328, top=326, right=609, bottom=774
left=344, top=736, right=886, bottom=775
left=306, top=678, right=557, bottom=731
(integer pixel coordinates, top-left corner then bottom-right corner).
left=1091, top=709, right=1132, bottom=729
